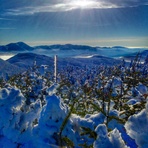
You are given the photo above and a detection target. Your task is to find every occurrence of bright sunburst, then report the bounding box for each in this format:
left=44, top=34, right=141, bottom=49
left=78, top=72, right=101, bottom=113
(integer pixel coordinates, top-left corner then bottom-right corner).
left=71, top=0, right=96, bottom=8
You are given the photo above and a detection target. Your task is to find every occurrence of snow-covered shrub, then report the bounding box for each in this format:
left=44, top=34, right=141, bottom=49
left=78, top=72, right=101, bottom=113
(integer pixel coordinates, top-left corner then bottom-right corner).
left=0, top=84, right=42, bottom=147
left=125, top=100, right=148, bottom=148
left=94, top=124, right=128, bottom=148
left=0, top=85, right=26, bottom=146
left=8, top=64, right=52, bottom=106
left=33, top=94, right=77, bottom=147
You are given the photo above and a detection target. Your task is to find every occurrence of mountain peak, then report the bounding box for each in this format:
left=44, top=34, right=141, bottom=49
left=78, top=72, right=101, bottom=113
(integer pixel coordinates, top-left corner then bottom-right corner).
left=0, top=42, right=33, bottom=52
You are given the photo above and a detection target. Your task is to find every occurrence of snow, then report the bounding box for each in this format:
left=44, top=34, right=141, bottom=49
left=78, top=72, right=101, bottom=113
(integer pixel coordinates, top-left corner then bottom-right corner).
left=125, top=100, right=148, bottom=148
left=74, top=55, right=95, bottom=58
left=39, top=65, right=48, bottom=76
left=0, top=85, right=42, bottom=147
left=94, top=124, right=111, bottom=148
left=109, top=128, right=128, bottom=148
left=0, top=49, right=147, bottom=147
left=94, top=124, right=128, bottom=148
left=137, top=83, right=148, bottom=95
left=0, top=83, right=130, bottom=147
left=46, top=83, right=59, bottom=96
left=126, top=99, right=138, bottom=105
left=34, top=94, right=78, bottom=147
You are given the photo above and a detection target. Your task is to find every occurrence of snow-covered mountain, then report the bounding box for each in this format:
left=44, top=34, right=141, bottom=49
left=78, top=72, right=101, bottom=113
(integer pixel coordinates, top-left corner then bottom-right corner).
left=7, top=52, right=122, bottom=68
left=0, top=42, right=34, bottom=52
left=1, top=52, right=122, bottom=78
left=7, top=53, right=53, bottom=69
left=0, top=58, right=24, bottom=77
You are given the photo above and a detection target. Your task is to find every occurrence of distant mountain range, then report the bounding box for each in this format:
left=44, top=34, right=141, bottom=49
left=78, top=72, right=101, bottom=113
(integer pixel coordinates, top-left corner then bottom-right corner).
left=0, top=42, right=148, bottom=78
left=7, top=53, right=53, bottom=69
left=0, top=41, right=130, bottom=52
left=1, top=41, right=147, bottom=59
left=35, top=44, right=97, bottom=51
left=0, top=41, right=147, bottom=61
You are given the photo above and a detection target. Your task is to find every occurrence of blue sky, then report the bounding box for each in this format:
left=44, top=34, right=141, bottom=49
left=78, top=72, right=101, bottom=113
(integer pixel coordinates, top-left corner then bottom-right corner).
left=0, top=0, right=148, bottom=47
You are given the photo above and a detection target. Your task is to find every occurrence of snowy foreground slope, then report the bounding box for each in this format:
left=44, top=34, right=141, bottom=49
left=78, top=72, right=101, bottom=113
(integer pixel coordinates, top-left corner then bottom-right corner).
left=0, top=54, right=148, bottom=148
left=0, top=85, right=127, bottom=148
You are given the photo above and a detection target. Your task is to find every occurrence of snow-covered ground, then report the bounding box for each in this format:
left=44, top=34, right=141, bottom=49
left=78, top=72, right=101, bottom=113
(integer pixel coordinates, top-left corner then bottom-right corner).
left=0, top=53, right=147, bottom=147
left=0, top=42, right=148, bottom=147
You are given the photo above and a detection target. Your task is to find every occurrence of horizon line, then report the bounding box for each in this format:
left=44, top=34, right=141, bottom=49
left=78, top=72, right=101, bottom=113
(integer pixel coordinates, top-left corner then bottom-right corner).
left=0, top=40, right=148, bottom=49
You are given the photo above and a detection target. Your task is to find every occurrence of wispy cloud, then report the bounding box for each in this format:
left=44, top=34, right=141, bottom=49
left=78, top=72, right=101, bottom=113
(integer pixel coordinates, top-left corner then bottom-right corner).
left=3, top=0, right=148, bottom=16
left=109, top=0, right=148, bottom=7
left=0, top=18, right=15, bottom=21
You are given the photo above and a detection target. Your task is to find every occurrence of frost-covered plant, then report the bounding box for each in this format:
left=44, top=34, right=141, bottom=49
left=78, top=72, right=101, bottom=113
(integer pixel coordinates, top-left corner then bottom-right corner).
left=0, top=84, right=42, bottom=147
left=94, top=124, right=128, bottom=148
left=8, top=64, right=52, bottom=106
left=125, top=100, right=148, bottom=148
left=33, top=93, right=78, bottom=147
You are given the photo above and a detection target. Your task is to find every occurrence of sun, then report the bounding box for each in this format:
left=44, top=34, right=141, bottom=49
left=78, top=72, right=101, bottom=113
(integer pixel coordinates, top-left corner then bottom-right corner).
left=71, top=0, right=95, bottom=8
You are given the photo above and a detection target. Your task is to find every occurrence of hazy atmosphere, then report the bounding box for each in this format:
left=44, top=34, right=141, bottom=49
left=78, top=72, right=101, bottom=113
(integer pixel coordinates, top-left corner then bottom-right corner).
left=0, top=0, right=148, bottom=47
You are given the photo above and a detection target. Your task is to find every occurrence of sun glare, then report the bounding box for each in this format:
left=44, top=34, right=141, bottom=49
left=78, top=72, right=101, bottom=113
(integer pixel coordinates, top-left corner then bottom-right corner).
left=71, top=0, right=96, bottom=8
